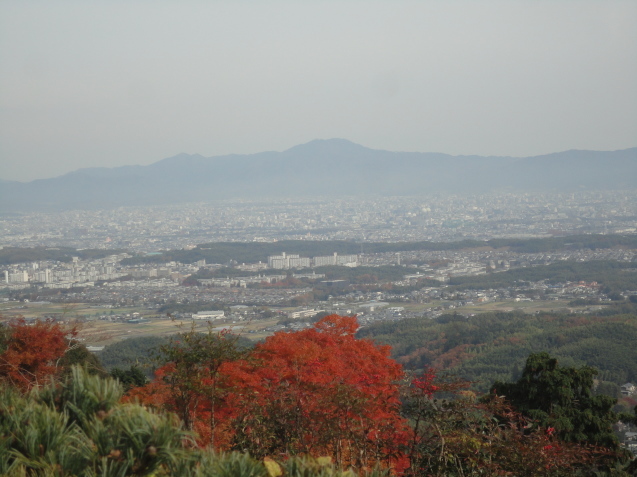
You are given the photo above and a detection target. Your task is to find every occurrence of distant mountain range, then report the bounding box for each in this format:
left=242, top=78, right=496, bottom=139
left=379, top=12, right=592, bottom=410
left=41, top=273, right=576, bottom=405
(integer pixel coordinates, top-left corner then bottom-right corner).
left=1, top=139, right=636, bottom=211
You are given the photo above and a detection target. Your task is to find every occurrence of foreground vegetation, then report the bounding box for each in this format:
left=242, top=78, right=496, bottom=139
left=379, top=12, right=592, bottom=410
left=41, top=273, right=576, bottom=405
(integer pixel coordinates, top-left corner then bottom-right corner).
left=1, top=315, right=636, bottom=475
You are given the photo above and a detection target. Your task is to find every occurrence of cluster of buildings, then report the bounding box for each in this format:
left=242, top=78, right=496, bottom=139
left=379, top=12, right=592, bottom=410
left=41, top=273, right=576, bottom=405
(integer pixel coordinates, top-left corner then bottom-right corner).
left=198, top=271, right=325, bottom=288
left=3, top=255, right=128, bottom=289
left=267, top=252, right=358, bottom=269
left=1, top=255, right=198, bottom=290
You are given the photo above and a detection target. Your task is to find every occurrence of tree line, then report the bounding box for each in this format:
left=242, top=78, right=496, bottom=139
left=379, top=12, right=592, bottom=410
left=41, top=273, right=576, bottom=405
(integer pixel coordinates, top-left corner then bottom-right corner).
left=115, top=233, right=637, bottom=266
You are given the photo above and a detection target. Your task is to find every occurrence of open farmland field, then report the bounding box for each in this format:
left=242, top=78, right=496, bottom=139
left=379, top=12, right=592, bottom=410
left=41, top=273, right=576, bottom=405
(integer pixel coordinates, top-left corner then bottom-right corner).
left=0, top=301, right=149, bottom=320
left=0, top=300, right=281, bottom=346
left=456, top=298, right=581, bottom=314
left=74, top=316, right=281, bottom=346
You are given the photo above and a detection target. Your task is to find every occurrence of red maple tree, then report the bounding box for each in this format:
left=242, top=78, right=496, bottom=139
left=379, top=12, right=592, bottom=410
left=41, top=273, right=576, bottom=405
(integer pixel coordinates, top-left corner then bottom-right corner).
left=0, top=318, right=76, bottom=391
left=131, top=315, right=409, bottom=471
left=228, top=315, right=408, bottom=470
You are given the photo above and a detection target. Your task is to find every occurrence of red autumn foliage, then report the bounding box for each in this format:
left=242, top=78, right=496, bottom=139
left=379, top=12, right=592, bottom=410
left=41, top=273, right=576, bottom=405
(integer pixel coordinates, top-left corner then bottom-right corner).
left=129, top=316, right=627, bottom=475
left=431, top=343, right=474, bottom=369
left=0, top=318, right=75, bottom=391
left=228, top=314, right=408, bottom=468
left=411, top=369, right=440, bottom=397
left=131, top=315, right=409, bottom=471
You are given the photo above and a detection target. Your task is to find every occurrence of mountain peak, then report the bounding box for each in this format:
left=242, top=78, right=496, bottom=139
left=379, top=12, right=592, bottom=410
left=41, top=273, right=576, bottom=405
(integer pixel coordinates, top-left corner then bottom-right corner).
left=284, top=138, right=368, bottom=154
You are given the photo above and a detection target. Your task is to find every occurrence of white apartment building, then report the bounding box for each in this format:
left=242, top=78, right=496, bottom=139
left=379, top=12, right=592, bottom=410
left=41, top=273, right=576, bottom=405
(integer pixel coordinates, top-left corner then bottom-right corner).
left=268, top=252, right=310, bottom=270
left=268, top=252, right=358, bottom=269
left=193, top=310, right=225, bottom=320
left=313, top=252, right=358, bottom=267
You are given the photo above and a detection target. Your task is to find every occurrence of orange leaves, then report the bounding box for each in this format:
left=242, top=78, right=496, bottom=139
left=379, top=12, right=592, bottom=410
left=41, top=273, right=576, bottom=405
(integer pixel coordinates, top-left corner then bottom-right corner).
left=0, top=318, right=75, bottom=391
left=133, top=314, right=408, bottom=470
left=227, top=315, right=407, bottom=468
left=411, top=370, right=440, bottom=397
left=312, top=314, right=359, bottom=336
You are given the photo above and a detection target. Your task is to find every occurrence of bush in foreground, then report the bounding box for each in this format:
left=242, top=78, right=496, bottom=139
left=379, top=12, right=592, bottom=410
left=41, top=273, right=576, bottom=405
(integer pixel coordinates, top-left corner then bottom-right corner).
left=0, top=365, right=389, bottom=476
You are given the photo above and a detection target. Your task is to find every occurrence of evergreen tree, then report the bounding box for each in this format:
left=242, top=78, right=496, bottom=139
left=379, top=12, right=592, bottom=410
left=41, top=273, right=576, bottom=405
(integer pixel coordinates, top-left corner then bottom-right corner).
left=491, top=352, right=621, bottom=450
left=110, top=365, right=148, bottom=390
left=0, top=365, right=192, bottom=475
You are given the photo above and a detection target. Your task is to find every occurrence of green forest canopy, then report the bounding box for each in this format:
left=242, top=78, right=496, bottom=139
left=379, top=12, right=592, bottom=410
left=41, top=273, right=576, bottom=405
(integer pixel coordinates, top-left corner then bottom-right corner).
left=358, top=310, right=637, bottom=393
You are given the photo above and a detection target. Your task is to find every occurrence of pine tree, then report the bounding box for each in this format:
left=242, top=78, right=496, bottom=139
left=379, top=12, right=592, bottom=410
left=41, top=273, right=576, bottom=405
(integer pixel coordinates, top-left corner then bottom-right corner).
left=491, top=352, right=621, bottom=450
left=0, top=365, right=193, bottom=475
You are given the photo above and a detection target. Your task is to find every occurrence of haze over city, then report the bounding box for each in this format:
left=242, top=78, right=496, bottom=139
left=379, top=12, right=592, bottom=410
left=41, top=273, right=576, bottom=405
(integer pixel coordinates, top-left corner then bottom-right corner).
left=4, top=2, right=637, bottom=471
left=1, top=1, right=636, bottom=182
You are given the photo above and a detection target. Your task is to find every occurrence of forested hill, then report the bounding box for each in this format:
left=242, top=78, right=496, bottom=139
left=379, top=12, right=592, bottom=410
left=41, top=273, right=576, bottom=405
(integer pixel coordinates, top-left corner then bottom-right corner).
left=122, top=233, right=637, bottom=266
left=0, top=246, right=127, bottom=266
left=358, top=310, right=637, bottom=394
left=3, top=234, right=637, bottom=266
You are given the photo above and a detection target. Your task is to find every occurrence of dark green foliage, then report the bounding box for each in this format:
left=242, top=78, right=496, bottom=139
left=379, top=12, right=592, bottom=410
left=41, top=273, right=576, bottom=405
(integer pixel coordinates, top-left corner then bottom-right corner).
left=110, top=365, right=148, bottom=391
left=0, top=246, right=126, bottom=265
left=359, top=311, right=637, bottom=392
left=491, top=353, right=621, bottom=449
left=595, top=381, right=620, bottom=398
left=98, top=335, right=169, bottom=371
left=58, top=341, right=108, bottom=377
left=121, top=234, right=637, bottom=266
left=0, top=321, right=10, bottom=355
left=485, top=234, right=637, bottom=253
left=155, top=324, right=248, bottom=436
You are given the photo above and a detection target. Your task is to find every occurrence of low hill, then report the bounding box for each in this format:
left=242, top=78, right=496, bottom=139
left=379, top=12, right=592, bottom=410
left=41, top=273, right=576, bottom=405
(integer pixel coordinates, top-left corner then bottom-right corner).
left=121, top=234, right=637, bottom=266
left=358, top=309, right=637, bottom=393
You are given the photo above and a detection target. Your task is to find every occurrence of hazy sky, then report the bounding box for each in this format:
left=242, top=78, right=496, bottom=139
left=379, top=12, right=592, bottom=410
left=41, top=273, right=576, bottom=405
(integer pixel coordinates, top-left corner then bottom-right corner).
left=1, top=1, right=636, bottom=182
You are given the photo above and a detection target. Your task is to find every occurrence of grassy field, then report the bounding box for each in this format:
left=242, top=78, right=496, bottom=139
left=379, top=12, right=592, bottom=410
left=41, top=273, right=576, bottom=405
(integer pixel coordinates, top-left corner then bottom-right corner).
left=0, top=301, right=149, bottom=320
left=77, top=316, right=283, bottom=346
left=457, top=298, right=578, bottom=314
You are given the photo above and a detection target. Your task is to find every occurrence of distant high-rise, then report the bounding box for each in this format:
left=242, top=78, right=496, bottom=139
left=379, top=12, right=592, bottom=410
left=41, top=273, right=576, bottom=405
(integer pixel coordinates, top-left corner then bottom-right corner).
left=312, top=252, right=358, bottom=267
left=268, top=252, right=311, bottom=269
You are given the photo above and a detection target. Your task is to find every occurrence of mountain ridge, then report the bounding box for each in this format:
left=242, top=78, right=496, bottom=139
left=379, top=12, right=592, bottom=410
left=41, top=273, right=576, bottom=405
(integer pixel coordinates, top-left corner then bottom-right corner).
left=1, top=139, right=636, bottom=211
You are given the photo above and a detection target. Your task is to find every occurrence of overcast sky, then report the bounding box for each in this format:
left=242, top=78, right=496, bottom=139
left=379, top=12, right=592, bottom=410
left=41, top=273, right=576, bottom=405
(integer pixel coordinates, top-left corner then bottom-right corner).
left=1, top=1, right=636, bottom=182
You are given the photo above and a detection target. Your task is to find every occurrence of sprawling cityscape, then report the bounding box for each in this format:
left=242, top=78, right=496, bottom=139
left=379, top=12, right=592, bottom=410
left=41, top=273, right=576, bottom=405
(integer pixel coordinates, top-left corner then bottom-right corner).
left=3, top=191, right=636, bottom=252
left=2, top=191, right=637, bottom=330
